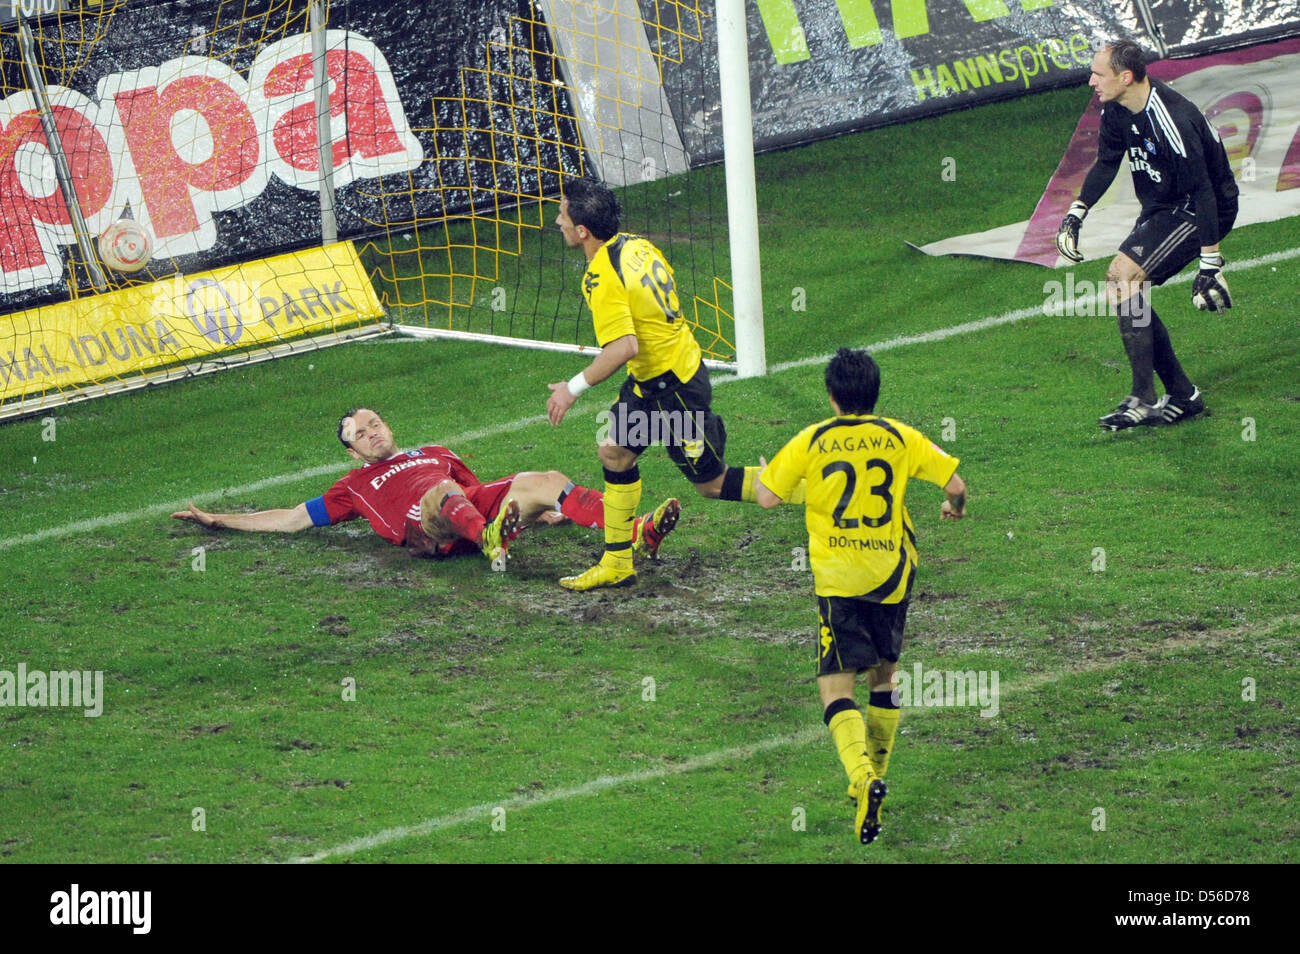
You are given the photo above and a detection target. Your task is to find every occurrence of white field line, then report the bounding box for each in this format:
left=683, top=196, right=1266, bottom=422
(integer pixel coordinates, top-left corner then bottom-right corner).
left=288, top=726, right=824, bottom=863
left=5, top=245, right=1296, bottom=554
left=292, top=623, right=1251, bottom=864
left=767, top=246, right=1300, bottom=374
left=0, top=414, right=545, bottom=551
left=291, top=656, right=1090, bottom=863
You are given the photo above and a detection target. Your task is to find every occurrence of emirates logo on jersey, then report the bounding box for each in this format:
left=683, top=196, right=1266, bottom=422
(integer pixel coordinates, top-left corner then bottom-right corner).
left=368, top=455, right=444, bottom=490
left=1127, top=146, right=1163, bottom=183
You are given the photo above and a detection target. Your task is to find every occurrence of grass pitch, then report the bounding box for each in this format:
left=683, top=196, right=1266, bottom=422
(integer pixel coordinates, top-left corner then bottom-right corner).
left=1, top=84, right=1297, bottom=864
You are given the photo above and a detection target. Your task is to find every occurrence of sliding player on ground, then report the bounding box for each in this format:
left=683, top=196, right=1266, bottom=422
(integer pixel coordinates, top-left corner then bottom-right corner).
left=757, top=349, right=967, bottom=844
left=547, top=177, right=797, bottom=591
left=172, top=408, right=677, bottom=563
left=1056, top=38, right=1238, bottom=430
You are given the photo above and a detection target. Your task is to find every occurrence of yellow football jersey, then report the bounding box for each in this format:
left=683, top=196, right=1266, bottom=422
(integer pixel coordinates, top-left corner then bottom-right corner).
left=583, top=233, right=701, bottom=387
left=763, top=415, right=959, bottom=601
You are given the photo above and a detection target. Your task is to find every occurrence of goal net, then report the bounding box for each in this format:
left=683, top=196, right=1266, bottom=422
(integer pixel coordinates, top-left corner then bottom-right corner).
left=367, top=0, right=735, bottom=367
left=0, top=0, right=738, bottom=421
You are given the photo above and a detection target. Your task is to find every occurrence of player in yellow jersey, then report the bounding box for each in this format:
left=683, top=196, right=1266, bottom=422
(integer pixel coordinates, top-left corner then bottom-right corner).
left=547, top=178, right=781, bottom=591
left=757, top=348, right=967, bottom=844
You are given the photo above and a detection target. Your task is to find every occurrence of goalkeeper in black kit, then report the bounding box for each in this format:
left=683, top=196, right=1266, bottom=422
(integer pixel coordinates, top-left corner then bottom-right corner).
left=1055, top=39, right=1239, bottom=431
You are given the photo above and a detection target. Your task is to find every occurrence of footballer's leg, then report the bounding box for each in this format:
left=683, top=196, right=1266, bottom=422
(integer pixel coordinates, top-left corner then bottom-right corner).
left=562, top=382, right=653, bottom=590
left=704, top=460, right=806, bottom=505
left=506, top=470, right=606, bottom=528
left=420, top=479, right=487, bottom=548
left=856, top=600, right=907, bottom=842
left=821, top=677, right=875, bottom=799
left=510, top=468, right=675, bottom=553
left=506, top=470, right=573, bottom=523
left=1137, top=224, right=1207, bottom=423
left=865, top=599, right=907, bottom=778
left=560, top=441, right=642, bottom=590
left=1108, top=254, right=1157, bottom=404
left=817, top=597, right=885, bottom=844
left=866, top=660, right=901, bottom=779
left=654, top=399, right=800, bottom=505
left=822, top=679, right=886, bottom=847
left=1098, top=252, right=1163, bottom=430
left=651, top=372, right=807, bottom=504
left=420, top=479, right=519, bottom=562
left=1103, top=213, right=1209, bottom=430
left=706, top=456, right=806, bottom=504
left=501, top=470, right=678, bottom=545
left=1149, top=312, right=1205, bottom=423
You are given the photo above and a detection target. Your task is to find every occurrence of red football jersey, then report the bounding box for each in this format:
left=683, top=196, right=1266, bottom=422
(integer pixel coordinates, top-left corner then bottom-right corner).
left=306, top=446, right=479, bottom=545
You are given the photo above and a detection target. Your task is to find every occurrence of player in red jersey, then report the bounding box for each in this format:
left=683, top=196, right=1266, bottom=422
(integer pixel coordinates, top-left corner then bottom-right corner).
left=171, top=408, right=678, bottom=563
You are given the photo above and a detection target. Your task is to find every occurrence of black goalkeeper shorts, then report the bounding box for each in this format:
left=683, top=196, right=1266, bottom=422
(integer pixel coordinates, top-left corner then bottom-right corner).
left=1121, top=205, right=1237, bottom=286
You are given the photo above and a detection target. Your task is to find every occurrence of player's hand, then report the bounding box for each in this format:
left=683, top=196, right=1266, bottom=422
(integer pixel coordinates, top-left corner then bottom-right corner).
left=534, top=510, right=569, bottom=526
left=1191, top=253, right=1232, bottom=311
left=171, top=502, right=217, bottom=526
left=941, top=500, right=965, bottom=521
left=1055, top=200, right=1088, bottom=263
left=547, top=382, right=577, bottom=426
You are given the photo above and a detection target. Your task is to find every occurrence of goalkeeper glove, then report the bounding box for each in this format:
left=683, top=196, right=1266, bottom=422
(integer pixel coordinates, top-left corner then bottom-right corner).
left=1191, top=253, right=1232, bottom=311
left=1056, top=201, right=1088, bottom=263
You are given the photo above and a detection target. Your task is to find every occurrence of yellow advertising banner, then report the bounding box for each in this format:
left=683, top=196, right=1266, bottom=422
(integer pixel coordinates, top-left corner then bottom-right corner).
left=0, top=242, right=384, bottom=404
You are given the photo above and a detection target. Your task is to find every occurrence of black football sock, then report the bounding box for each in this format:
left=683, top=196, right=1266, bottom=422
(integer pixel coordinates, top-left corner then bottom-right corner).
left=718, top=466, right=745, bottom=501
left=1117, top=293, right=1157, bottom=404
left=1150, top=311, right=1194, bottom=400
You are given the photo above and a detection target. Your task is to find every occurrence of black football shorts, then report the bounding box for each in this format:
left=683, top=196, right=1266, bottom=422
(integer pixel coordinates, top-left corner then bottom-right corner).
left=815, top=595, right=908, bottom=676
left=610, top=363, right=727, bottom=484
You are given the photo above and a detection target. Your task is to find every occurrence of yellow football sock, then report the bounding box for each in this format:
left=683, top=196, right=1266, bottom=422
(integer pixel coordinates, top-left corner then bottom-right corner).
left=826, top=704, right=874, bottom=791
left=602, top=467, right=641, bottom=571
left=867, top=691, right=901, bottom=778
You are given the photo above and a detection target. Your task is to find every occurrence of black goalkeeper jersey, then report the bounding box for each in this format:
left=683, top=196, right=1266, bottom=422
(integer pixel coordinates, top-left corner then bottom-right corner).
left=1081, top=79, right=1239, bottom=248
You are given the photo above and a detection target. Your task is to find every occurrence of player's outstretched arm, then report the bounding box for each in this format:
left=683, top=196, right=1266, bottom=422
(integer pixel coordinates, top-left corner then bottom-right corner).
left=1058, top=145, right=1122, bottom=263
left=940, top=473, right=967, bottom=520
left=171, top=502, right=313, bottom=533
left=547, top=334, right=638, bottom=425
